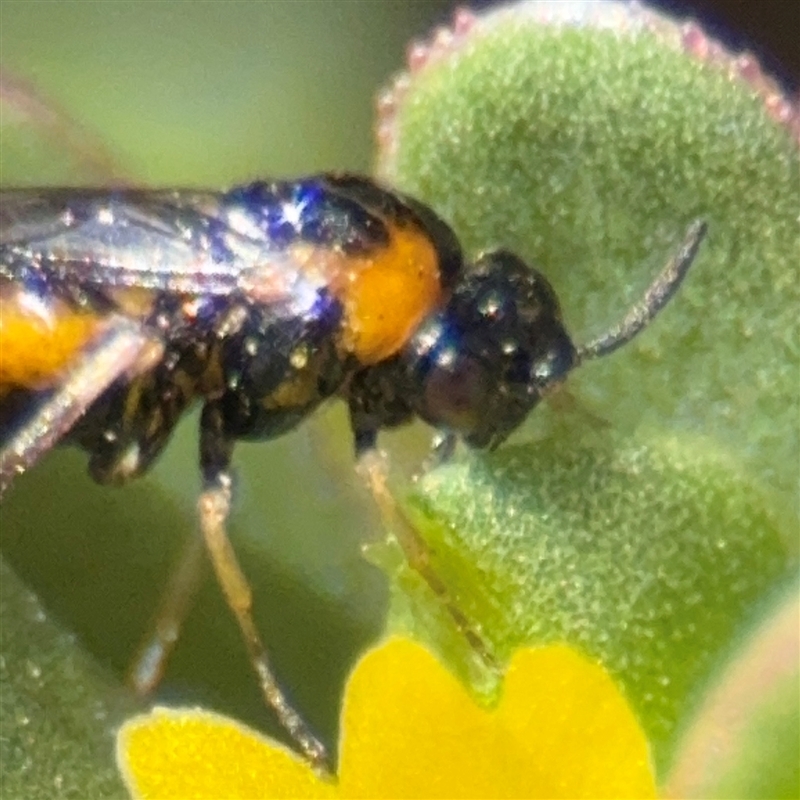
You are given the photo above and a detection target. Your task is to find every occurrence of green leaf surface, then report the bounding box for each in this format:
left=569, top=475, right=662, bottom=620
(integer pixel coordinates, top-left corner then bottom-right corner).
left=394, top=433, right=789, bottom=772
left=378, top=0, right=798, bottom=776
left=380, top=2, right=799, bottom=513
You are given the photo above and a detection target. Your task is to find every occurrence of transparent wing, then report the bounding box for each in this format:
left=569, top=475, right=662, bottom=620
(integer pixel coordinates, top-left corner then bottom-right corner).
left=0, top=187, right=305, bottom=300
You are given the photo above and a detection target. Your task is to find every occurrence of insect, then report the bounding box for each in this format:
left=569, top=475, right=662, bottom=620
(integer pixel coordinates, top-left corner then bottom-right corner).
left=0, top=174, right=706, bottom=768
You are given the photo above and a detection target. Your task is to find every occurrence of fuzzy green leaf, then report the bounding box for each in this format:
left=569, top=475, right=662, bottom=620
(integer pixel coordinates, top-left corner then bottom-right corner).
left=378, top=1, right=798, bottom=776
left=380, top=3, right=799, bottom=511
left=392, top=433, right=789, bottom=773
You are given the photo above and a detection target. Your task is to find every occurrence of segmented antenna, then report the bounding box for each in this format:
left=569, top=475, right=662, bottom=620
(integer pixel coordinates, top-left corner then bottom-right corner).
left=576, top=220, right=707, bottom=363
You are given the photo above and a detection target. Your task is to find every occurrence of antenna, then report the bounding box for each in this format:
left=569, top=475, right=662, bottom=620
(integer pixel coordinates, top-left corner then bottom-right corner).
left=576, top=220, right=707, bottom=363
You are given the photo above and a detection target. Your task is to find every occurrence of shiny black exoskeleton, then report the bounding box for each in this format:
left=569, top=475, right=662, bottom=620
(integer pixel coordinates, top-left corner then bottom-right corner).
left=1, top=174, right=590, bottom=487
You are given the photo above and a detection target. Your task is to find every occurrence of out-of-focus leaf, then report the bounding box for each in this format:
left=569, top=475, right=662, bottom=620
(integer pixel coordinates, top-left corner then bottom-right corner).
left=663, top=581, right=799, bottom=799
left=0, top=557, right=138, bottom=798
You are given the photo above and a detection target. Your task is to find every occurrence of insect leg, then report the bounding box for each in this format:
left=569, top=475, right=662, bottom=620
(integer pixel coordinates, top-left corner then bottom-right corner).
left=0, top=316, right=161, bottom=500
left=127, top=528, right=208, bottom=695
left=198, top=401, right=329, bottom=772
left=355, top=433, right=499, bottom=671
left=423, top=430, right=458, bottom=471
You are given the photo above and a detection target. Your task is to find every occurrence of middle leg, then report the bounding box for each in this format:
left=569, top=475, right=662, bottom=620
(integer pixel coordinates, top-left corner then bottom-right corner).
left=198, top=401, right=329, bottom=772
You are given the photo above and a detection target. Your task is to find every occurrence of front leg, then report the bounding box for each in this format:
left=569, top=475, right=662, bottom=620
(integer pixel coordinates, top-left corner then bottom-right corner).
left=423, top=430, right=458, bottom=472
left=351, top=418, right=498, bottom=672
left=197, top=401, right=329, bottom=772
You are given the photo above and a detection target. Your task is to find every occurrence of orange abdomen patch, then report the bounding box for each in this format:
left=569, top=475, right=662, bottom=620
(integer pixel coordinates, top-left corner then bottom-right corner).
left=324, top=220, right=444, bottom=365
left=0, top=288, right=101, bottom=391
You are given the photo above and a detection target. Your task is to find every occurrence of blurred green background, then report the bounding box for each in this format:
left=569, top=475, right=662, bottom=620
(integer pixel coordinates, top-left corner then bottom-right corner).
left=0, top=0, right=453, bottom=764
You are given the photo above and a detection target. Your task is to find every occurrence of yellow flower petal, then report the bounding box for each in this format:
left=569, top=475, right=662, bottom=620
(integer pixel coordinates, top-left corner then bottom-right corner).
left=118, top=708, right=335, bottom=800
left=339, top=638, right=654, bottom=799
left=500, top=647, right=655, bottom=799
left=117, top=638, right=655, bottom=799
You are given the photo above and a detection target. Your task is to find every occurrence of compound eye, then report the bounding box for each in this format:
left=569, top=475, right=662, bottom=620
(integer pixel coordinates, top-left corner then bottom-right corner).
left=422, top=354, right=489, bottom=435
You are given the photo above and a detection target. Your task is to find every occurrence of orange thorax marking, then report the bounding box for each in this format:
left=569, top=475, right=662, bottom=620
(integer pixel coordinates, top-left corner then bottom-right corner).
left=0, top=288, right=101, bottom=391
left=303, top=220, right=443, bottom=365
